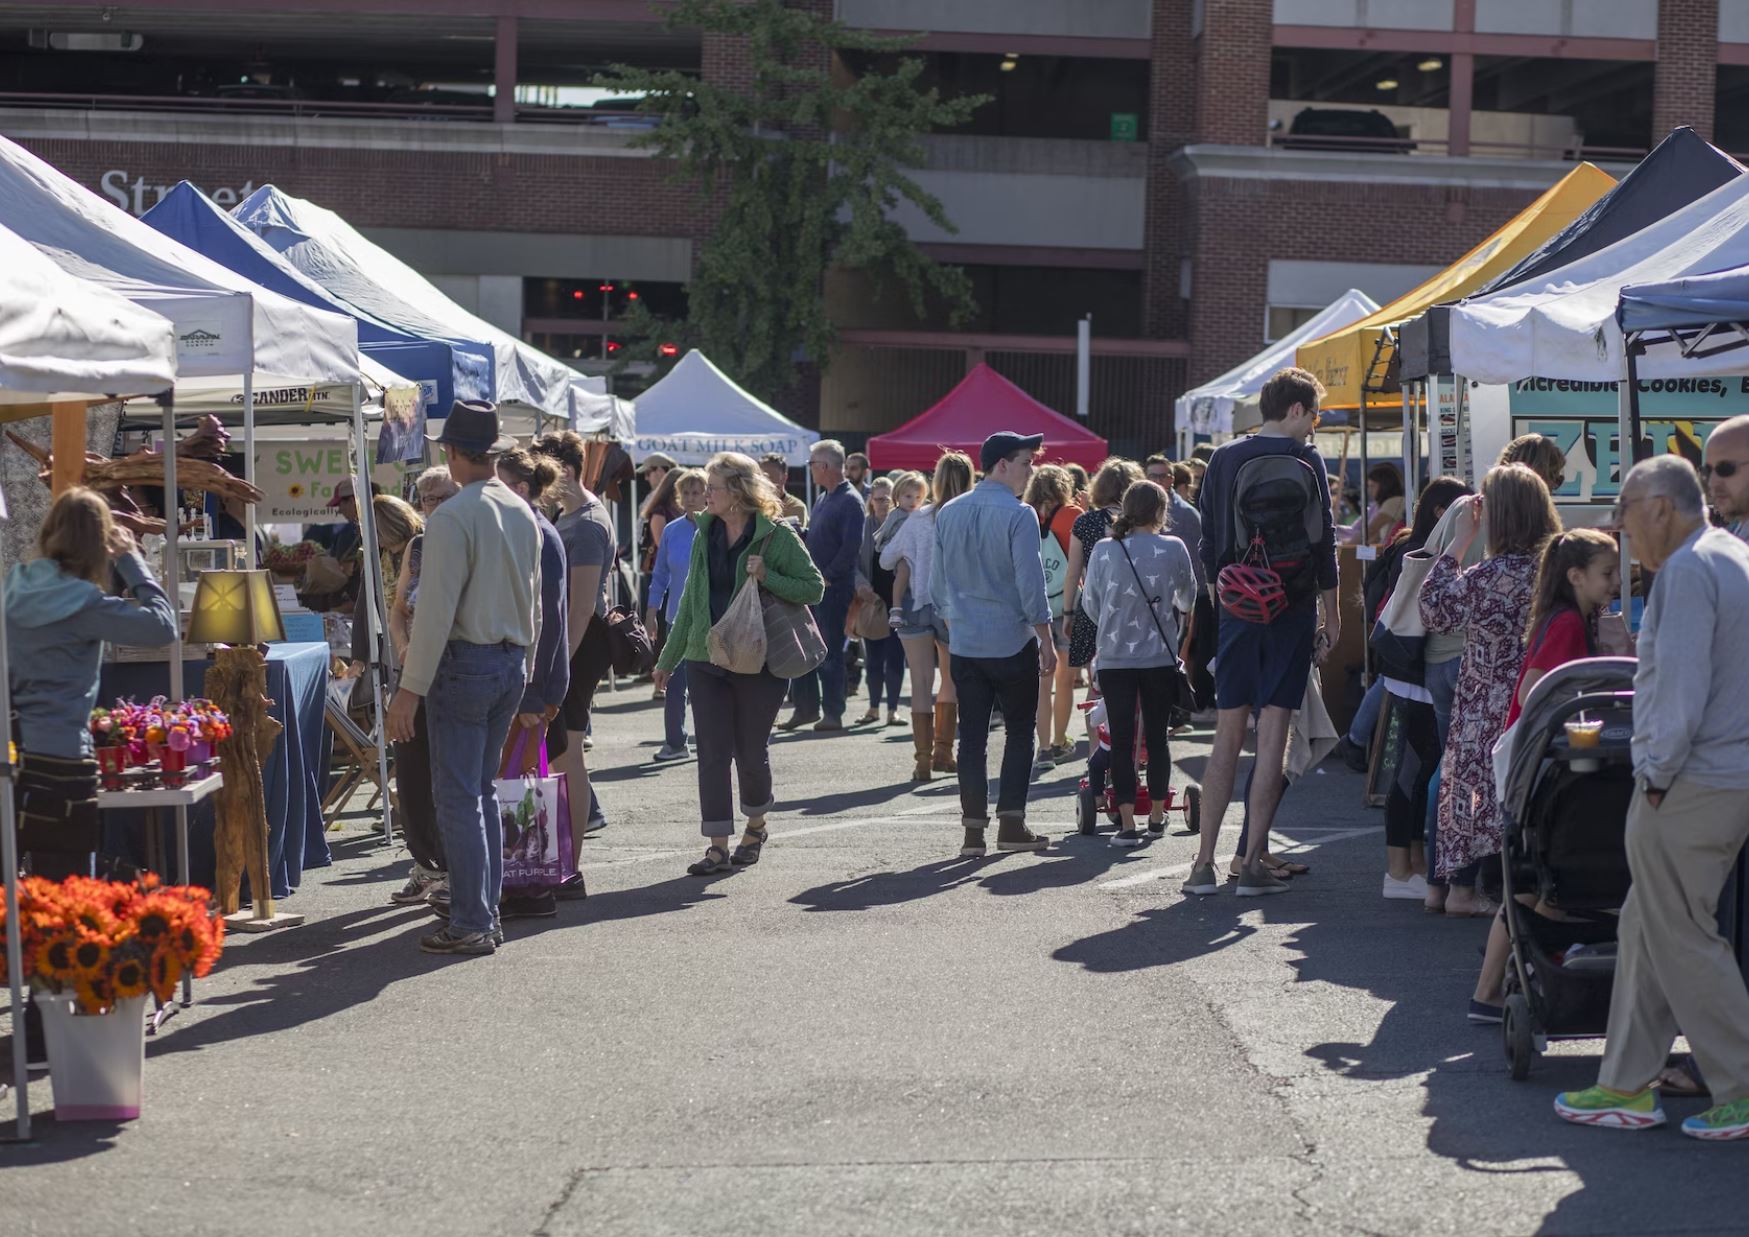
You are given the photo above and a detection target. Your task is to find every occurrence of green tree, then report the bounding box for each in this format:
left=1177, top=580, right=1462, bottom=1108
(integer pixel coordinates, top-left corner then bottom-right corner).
left=599, top=0, right=987, bottom=401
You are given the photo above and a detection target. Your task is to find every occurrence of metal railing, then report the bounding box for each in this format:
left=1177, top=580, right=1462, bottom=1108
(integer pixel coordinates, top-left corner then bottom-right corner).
left=0, top=89, right=648, bottom=126
left=1266, top=129, right=1646, bottom=162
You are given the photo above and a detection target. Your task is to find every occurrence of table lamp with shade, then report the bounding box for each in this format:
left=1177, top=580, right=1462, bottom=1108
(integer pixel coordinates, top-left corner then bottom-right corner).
left=186, top=569, right=286, bottom=647
left=185, top=569, right=303, bottom=932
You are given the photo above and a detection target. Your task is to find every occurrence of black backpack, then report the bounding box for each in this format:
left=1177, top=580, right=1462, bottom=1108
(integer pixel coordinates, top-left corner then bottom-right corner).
left=1226, top=451, right=1325, bottom=606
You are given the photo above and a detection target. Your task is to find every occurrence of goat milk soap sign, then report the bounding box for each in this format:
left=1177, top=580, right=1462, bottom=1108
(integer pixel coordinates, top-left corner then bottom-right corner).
left=256, top=441, right=351, bottom=522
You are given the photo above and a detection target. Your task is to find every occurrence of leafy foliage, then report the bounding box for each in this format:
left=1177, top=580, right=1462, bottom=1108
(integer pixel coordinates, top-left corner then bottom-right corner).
left=599, top=0, right=987, bottom=400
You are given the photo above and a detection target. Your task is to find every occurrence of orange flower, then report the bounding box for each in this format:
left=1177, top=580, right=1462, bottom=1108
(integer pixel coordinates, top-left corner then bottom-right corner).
left=111, top=956, right=149, bottom=1000
left=32, top=931, right=78, bottom=978
left=69, top=931, right=110, bottom=979
left=149, top=947, right=182, bottom=1001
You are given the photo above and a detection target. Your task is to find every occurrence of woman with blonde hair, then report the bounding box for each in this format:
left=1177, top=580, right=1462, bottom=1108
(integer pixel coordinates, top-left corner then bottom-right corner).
left=1025, top=463, right=1082, bottom=762
left=881, top=450, right=974, bottom=779
left=7, top=487, right=177, bottom=878
left=1420, top=463, right=1561, bottom=917
left=654, top=452, right=825, bottom=875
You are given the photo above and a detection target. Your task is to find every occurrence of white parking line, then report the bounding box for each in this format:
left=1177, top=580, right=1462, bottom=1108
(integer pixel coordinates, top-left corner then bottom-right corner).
left=1096, top=826, right=1376, bottom=889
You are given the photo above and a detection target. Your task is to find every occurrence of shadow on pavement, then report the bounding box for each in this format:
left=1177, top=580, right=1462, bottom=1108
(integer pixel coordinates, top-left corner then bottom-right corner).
left=789, top=856, right=1010, bottom=912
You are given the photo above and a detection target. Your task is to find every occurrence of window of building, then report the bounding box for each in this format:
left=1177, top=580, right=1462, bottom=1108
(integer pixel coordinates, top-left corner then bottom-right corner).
left=1471, top=57, right=1652, bottom=157
left=1716, top=66, right=1749, bottom=159
left=1266, top=305, right=1322, bottom=343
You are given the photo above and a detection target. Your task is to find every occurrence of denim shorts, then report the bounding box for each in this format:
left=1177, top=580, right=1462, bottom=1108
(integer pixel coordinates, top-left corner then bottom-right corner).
left=896, top=602, right=949, bottom=645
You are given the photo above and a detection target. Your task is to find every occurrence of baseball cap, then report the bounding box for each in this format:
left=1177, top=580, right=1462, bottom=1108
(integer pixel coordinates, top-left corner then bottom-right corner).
left=980, top=431, right=1045, bottom=473
left=326, top=476, right=355, bottom=510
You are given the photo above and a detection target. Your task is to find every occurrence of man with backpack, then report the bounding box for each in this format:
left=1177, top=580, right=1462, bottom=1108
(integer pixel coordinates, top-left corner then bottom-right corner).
left=1183, top=367, right=1339, bottom=898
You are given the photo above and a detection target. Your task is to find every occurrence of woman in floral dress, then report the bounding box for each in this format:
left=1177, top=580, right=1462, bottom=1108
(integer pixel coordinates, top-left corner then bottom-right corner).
left=1420, top=464, right=1561, bottom=917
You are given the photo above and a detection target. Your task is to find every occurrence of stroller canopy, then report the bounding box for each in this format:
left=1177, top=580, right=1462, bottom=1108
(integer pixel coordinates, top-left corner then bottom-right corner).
left=1502, top=657, right=1637, bottom=828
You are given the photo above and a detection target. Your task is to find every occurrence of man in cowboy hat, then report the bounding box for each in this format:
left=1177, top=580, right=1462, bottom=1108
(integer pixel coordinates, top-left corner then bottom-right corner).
left=388, top=399, right=541, bottom=956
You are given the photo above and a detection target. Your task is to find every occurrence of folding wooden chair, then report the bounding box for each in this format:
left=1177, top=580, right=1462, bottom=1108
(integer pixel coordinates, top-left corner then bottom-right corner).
left=322, top=676, right=395, bottom=829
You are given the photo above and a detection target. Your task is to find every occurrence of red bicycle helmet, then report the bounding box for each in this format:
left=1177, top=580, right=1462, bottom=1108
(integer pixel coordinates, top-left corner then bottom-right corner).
left=1218, top=562, right=1288, bottom=624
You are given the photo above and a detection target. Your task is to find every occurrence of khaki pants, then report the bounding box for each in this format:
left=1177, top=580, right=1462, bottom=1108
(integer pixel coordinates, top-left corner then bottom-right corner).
left=1600, top=780, right=1749, bottom=1103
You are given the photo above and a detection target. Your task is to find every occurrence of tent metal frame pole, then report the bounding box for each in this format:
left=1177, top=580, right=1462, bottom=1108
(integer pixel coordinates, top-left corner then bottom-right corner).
left=1357, top=388, right=1371, bottom=682
left=1619, top=341, right=1641, bottom=609
left=242, top=367, right=256, bottom=569
left=352, top=385, right=394, bottom=850
left=161, top=391, right=193, bottom=1008
left=1, top=481, right=28, bottom=1141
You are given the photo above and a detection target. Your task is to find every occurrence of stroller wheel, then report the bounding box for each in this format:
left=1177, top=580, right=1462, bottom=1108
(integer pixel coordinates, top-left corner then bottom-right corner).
left=1077, top=787, right=1096, bottom=835
left=1185, top=784, right=1202, bottom=835
left=1504, top=992, right=1535, bottom=1082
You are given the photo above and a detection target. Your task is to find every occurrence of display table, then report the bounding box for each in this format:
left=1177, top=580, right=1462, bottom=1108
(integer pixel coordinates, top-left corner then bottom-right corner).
left=98, top=642, right=332, bottom=899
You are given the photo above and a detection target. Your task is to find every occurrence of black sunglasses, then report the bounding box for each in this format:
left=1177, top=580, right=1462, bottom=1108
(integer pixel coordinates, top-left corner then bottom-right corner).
left=1701, top=460, right=1743, bottom=481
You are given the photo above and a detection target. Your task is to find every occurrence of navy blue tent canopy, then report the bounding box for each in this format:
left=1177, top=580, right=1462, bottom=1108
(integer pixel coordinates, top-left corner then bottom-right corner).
left=1400, top=128, right=1745, bottom=381
left=140, top=181, right=494, bottom=417
left=1618, top=265, right=1749, bottom=333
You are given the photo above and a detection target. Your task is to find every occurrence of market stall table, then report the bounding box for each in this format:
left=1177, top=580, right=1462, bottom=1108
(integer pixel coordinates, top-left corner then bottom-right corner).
left=97, top=642, right=331, bottom=900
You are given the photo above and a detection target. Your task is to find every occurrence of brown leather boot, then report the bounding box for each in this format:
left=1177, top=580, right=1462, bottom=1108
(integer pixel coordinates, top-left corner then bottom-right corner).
left=911, top=714, right=934, bottom=782
left=933, top=702, right=959, bottom=772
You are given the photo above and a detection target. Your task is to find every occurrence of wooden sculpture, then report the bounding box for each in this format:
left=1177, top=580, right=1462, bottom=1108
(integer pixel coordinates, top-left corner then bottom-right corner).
left=206, top=645, right=293, bottom=929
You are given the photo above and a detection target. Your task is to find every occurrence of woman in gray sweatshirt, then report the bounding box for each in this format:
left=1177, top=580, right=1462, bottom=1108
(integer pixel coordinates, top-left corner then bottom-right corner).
left=1081, top=479, right=1197, bottom=847
left=6, top=487, right=177, bottom=877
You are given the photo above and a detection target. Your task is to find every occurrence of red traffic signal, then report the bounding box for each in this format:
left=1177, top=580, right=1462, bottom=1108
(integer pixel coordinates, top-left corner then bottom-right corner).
left=657, top=342, right=679, bottom=358
left=606, top=340, right=622, bottom=353
left=571, top=289, right=583, bottom=300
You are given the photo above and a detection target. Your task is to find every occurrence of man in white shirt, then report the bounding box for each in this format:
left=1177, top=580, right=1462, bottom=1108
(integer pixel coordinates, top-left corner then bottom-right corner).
left=388, top=401, right=540, bottom=956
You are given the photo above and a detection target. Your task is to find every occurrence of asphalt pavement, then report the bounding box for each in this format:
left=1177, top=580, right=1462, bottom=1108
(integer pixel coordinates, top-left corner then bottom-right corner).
left=2, top=678, right=1744, bottom=1236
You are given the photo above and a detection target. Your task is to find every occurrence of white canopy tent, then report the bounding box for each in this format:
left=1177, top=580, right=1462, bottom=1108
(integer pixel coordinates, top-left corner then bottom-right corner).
left=1174, top=289, right=1380, bottom=449
left=1448, top=173, right=1749, bottom=384
left=0, top=137, right=399, bottom=869
left=0, top=226, right=178, bottom=1142
left=234, top=186, right=625, bottom=438
left=630, top=349, right=817, bottom=466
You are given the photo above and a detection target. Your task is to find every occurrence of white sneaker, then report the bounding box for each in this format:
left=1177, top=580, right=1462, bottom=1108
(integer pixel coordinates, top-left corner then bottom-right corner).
left=1383, top=873, right=1429, bottom=900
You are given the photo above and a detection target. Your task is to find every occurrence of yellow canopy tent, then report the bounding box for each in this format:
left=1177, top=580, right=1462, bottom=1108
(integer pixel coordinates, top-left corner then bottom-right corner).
left=1295, top=162, right=1615, bottom=414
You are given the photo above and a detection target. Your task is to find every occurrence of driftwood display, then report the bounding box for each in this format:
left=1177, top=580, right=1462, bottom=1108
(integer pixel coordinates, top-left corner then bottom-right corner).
left=206, top=646, right=283, bottom=917
left=5, top=432, right=265, bottom=504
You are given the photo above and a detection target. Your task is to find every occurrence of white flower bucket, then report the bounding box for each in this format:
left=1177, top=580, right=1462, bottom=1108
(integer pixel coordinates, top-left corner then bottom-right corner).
left=35, top=991, right=148, bottom=1121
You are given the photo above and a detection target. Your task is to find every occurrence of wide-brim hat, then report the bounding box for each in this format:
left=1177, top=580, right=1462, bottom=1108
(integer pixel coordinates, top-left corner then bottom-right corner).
left=637, top=452, right=677, bottom=474
left=431, top=399, right=516, bottom=455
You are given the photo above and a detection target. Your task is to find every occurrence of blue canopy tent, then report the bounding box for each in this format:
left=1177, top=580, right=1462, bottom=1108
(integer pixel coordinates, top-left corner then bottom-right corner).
left=140, top=181, right=494, bottom=421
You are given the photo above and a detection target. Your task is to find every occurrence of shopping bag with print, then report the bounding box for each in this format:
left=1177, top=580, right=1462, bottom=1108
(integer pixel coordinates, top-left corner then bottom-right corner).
left=496, top=726, right=573, bottom=888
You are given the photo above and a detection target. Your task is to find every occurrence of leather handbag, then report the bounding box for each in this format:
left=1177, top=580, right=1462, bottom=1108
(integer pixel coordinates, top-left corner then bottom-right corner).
left=751, top=531, right=828, bottom=679
left=847, top=596, right=890, bottom=642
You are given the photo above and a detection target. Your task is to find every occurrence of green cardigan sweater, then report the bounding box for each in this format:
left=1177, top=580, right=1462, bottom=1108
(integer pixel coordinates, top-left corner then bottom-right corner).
left=656, top=511, right=825, bottom=671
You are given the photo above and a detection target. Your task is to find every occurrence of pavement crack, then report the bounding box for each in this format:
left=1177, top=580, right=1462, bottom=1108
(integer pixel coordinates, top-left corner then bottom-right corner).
left=532, top=1165, right=592, bottom=1237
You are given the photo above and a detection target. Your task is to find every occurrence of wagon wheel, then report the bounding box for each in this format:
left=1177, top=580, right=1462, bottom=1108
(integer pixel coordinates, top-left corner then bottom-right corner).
left=1185, top=784, right=1202, bottom=835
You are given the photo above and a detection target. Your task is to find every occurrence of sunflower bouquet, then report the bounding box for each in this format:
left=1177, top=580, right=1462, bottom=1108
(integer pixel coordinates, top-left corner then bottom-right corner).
left=0, top=873, right=225, bottom=1014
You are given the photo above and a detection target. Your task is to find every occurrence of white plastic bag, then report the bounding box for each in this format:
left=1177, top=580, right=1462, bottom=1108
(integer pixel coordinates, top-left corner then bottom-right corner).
left=708, top=580, right=767, bottom=675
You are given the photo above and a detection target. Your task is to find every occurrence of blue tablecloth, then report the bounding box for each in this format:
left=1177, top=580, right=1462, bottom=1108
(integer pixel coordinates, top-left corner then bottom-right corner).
left=97, top=642, right=333, bottom=900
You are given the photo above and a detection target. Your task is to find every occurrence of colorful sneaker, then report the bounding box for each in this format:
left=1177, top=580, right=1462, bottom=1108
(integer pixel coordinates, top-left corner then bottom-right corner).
left=1681, top=1098, right=1749, bottom=1141
left=1553, top=1086, right=1666, bottom=1130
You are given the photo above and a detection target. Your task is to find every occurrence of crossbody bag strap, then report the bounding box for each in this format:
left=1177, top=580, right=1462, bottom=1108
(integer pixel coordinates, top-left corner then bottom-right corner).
left=1118, top=537, right=1175, bottom=651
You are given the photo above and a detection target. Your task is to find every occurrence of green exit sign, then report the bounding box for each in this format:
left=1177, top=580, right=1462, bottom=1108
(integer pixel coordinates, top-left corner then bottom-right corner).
left=1110, top=112, right=1139, bottom=142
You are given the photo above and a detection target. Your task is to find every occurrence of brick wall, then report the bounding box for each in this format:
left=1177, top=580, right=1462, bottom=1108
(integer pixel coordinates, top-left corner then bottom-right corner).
left=1654, top=0, right=1718, bottom=142
left=1142, top=0, right=1197, bottom=339
left=16, top=137, right=710, bottom=237
left=1184, top=176, right=1542, bottom=387
left=1192, top=0, right=1272, bottom=148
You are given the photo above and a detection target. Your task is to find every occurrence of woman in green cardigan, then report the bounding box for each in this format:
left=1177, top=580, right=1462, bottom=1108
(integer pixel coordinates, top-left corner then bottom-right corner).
left=654, top=452, right=825, bottom=875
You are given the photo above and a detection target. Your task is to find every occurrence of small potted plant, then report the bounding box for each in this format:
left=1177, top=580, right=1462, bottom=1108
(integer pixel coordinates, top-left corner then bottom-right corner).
left=89, top=708, right=128, bottom=790
left=1, top=873, right=225, bottom=1120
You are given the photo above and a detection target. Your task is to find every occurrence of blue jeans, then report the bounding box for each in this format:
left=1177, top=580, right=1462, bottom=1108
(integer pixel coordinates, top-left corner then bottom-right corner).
left=794, top=588, right=852, bottom=720
left=424, top=640, right=526, bottom=936
left=1424, top=656, right=1462, bottom=890
left=1348, top=676, right=1386, bottom=748
left=663, top=661, right=690, bottom=751
left=863, top=634, right=905, bottom=711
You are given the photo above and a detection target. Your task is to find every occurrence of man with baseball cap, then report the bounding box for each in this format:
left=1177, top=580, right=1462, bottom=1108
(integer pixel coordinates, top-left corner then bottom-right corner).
left=388, top=400, right=541, bottom=956
left=931, top=430, right=1055, bottom=857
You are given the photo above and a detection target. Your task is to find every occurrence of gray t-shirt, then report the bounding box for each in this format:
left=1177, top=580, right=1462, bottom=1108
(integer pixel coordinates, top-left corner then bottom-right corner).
left=558, top=496, right=616, bottom=617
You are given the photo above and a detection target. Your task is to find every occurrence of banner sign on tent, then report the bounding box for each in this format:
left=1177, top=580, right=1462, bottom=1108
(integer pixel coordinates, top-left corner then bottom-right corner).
left=1509, top=376, right=1749, bottom=418
left=255, top=439, right=426, bottom=522
left=1509, top=416, right=1727, bottom=503
left=256, top=441, right=354, bottom=522
left=376, top=383, right=427, bottom=465
left=634, top=434, right=815, bottom=468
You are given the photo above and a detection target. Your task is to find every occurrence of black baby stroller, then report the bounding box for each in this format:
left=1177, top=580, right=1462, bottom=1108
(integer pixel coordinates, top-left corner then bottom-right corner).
left=1496, top=657, right=1638, bottom=1081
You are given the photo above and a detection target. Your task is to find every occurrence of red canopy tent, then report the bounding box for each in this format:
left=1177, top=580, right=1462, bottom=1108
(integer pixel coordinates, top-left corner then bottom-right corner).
left=865, top=363, right=1109, bottom=470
